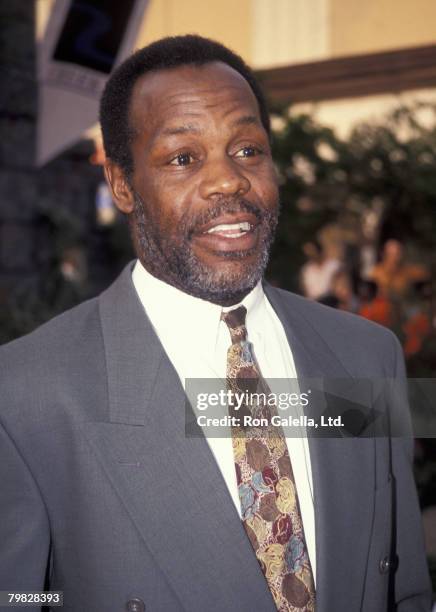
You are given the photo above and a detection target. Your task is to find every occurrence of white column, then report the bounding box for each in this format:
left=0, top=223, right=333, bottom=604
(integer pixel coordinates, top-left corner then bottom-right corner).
left=251, top=0, right=330, bottom=68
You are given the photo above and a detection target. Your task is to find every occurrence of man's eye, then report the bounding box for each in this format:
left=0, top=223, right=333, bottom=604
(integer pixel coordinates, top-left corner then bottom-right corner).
left=234, top=146, right=261, bottom=158
left=169, top=152, right=195, bottom=166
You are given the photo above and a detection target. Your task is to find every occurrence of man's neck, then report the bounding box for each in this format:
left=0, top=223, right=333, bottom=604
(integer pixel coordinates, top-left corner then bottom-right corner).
left=138, top=259, right=258, bottom=308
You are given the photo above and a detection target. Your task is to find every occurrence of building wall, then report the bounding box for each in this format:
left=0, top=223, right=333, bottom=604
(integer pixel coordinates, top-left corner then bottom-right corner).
left=250, top=0, right=329, bottom=67
left=330, top=0, right=436, bottom=58
left=137, top=0, right=252, bottom=61
left=136, top=0, right=328, bottom=66
left=134, top=0, right=436, bottom=138
left=135, top=0, right=436, bottom=68
left=37, top=1, right=436, bottom=68
left=34, top=0, right=436, bottom=140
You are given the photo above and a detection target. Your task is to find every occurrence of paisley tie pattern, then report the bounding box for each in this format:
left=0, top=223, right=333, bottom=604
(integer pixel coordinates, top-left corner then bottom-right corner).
left=222, top=306, right=315, bottom=612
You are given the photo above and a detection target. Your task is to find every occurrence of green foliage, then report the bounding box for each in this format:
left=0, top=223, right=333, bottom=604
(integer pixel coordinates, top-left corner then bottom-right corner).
left=266, top=103, right=436, bottom=290
left=269, top=104, right=436, bottom=522
left=0, top=205, right=89, bottom=345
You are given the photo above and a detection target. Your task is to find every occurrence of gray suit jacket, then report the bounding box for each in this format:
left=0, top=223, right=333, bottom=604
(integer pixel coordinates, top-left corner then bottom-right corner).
left=0, top=263, right=431, bottom=611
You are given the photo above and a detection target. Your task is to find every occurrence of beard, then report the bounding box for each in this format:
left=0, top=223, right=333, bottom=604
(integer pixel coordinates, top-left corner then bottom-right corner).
left=131, top=192, right=279, bottom=305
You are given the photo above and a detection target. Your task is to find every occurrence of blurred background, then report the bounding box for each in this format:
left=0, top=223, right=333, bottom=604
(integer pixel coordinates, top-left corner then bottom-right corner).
left=1, top=0, right=435, bottom=597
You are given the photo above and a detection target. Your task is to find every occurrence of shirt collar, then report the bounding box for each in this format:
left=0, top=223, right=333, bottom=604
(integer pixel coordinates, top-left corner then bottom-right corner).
left=132, top=259, right=265, bottom=351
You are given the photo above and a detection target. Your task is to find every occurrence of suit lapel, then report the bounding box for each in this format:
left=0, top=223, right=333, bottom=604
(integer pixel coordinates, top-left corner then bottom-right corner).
left=86, top=264, right=277, bottom=611
left=265, top=284, right=376, bottom=612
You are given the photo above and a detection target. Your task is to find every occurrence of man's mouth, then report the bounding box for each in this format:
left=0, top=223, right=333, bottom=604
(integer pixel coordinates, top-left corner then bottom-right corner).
left=192, top=214, right=260, bottom=254
left=205, top=221, right=253, bottom=238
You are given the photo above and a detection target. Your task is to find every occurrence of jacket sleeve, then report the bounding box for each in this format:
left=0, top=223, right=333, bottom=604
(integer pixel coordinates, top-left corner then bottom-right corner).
left=389, top=334, right=432, bottom=611
left=0, top=419, right=51, bottom=612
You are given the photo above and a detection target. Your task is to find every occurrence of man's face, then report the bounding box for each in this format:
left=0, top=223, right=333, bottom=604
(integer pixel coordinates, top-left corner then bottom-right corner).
left=106, top=61, right=279, bottom=305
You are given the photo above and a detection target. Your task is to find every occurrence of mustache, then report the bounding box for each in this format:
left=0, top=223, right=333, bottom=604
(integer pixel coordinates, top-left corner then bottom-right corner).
left=132, top=191, right=276, bottom=239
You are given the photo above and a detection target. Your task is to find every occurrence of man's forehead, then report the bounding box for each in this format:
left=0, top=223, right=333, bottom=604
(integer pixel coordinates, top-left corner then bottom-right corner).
left=129, top=61, right=261, bottom=132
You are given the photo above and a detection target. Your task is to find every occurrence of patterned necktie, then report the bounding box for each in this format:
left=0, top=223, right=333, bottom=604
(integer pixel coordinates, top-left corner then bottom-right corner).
left=221, top=306, right=315, bottom=612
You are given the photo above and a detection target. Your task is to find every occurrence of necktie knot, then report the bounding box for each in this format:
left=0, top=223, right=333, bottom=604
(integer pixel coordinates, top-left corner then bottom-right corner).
left=221, top=306, right=247, bottom=344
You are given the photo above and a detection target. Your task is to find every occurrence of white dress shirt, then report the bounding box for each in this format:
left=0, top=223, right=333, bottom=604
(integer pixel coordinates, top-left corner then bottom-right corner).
left=132, top=260, right=316, bottom=578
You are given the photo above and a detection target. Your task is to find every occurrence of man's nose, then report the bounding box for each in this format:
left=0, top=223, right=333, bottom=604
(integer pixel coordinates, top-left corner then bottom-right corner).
left=199, top=157, right=250, bottom=199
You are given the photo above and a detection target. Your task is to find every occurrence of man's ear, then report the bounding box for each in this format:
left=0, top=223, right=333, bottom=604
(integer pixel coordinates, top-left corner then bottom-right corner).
left=104, top=160, right=134, bottom=214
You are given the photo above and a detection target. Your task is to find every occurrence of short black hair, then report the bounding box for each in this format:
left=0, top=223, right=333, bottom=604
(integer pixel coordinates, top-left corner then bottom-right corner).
left=99, top=34, right=270, bottom=179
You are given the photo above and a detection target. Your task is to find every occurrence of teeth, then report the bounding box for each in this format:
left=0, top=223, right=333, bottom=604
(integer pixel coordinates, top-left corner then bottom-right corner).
left=207, top=222, right=251, bottom=234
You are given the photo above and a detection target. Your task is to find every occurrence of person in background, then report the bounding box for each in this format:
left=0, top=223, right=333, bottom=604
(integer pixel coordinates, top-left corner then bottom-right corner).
left=299, top=240, right=341, bottom=300
left=368, top=239, right=429, bottom=300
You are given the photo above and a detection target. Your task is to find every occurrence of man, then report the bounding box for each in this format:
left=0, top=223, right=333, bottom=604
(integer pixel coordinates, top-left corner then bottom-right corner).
left=0, top=35, right=430, bottom=612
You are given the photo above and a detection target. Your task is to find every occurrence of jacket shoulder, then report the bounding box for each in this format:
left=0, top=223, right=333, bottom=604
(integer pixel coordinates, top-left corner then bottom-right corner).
left=0, top=297, right=101, bottom=365
left=0, top=297, right=107, bottom=424
left=266, top=285, right=402, bottom=376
